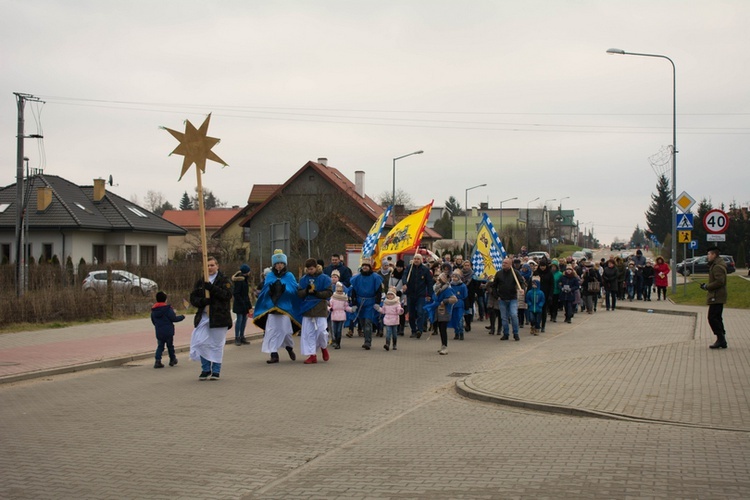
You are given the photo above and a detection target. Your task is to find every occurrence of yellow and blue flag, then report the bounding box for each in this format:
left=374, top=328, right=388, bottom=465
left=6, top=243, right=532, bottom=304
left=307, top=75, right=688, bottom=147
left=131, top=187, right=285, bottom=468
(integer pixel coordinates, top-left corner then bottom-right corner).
left=470, top=213, right=507, bottom=280
left=377, top=202, right=433, bottom=259
left=361, top=205, right=392, bottom=263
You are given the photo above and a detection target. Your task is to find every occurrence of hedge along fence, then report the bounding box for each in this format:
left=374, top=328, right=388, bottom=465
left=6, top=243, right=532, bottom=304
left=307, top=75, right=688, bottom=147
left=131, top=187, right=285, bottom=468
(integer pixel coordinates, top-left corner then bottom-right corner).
left=0, top=258, right=255, bottom=327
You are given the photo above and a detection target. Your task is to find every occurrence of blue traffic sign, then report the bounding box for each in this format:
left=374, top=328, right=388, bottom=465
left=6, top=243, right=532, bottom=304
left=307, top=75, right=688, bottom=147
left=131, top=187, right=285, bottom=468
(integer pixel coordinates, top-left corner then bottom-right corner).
left=689, top=240, right=698, bottom=250
left=676, top=213, right=694, bottom=230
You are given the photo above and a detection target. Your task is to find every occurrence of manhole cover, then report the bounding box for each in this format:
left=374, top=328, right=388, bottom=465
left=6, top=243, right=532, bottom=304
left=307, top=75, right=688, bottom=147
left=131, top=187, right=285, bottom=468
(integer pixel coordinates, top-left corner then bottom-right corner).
left=448, top=372, right=471, bottom=377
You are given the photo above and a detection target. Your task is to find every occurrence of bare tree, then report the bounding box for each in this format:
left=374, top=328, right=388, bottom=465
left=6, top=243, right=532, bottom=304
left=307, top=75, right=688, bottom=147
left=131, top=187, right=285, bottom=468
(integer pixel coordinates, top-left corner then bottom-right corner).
left=377, top=189, right=413, bottom=208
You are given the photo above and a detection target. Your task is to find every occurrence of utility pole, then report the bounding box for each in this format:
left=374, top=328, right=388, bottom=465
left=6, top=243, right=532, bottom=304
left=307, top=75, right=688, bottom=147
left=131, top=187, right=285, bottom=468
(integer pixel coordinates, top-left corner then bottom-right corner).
left=14, top=92, right=44, bottom=297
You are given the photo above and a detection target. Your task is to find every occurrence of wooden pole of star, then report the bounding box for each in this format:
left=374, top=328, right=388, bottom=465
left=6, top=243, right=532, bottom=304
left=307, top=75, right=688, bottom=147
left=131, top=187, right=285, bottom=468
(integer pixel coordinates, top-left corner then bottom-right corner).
left=162, top=113, right=228, bottom=285
left=195, top=167, right=210, bottom=281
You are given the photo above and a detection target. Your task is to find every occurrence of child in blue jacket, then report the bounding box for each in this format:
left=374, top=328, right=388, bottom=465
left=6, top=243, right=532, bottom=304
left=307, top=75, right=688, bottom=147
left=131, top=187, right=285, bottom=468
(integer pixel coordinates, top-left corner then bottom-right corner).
left=525, top=278, right=546, bottom=336
left=151, top=291, right=185, bottom=368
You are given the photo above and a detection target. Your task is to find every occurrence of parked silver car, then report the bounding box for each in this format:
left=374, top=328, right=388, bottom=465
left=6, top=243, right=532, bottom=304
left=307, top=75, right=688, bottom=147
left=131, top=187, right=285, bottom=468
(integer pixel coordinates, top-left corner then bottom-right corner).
left=82, top=270, right=158, bottom=295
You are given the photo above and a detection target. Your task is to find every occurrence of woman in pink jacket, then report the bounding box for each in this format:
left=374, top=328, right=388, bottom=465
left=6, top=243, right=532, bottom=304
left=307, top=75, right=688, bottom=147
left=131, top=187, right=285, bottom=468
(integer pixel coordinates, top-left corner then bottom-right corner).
left=653, top=256, right=671, bottom=301
left=374, top=287, right=404, bottom=352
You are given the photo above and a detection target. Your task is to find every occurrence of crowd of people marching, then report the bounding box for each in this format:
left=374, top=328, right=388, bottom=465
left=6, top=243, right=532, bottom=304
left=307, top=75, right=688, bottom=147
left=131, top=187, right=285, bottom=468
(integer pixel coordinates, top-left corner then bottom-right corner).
left=153, top=247, right=670, bottom=380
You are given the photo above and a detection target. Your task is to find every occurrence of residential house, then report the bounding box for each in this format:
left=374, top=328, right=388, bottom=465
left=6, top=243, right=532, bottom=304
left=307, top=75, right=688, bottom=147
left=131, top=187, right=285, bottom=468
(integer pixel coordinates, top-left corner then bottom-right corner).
left=229, top=158, right=440, bottom=271
left=0, top=174, right=186, bottom=266
left=161, top=208, right=241, bottom=260
left=210, top=184, right=280, bottom=260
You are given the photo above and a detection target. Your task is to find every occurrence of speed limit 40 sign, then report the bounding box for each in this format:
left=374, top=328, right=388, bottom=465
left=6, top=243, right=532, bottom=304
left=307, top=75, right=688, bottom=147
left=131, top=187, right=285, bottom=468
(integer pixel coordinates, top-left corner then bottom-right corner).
left=703, top=209, right=729, bottom=234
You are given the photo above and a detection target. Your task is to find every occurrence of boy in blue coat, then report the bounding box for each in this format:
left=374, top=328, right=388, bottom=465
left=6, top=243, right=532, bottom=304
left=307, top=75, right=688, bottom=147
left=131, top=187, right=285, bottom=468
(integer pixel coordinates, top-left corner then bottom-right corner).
left=151, top=291, right=185, bottom=368
left=525, top=278, right=545, bottom=336
left=449, top=270, right=468, bottom=340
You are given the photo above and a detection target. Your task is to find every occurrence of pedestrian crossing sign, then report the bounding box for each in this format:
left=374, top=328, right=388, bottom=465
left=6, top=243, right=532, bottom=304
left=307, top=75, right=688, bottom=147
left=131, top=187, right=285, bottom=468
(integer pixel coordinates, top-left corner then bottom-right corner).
left=678, top=231, right=692, bottom=243
left=676, top=213, right=694, bottom=230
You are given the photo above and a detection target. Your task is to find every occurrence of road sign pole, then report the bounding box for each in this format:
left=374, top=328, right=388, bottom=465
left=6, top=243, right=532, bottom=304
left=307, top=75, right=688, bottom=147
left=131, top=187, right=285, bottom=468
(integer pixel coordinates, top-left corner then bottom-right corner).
left=683, top=243, right=687, bottom=295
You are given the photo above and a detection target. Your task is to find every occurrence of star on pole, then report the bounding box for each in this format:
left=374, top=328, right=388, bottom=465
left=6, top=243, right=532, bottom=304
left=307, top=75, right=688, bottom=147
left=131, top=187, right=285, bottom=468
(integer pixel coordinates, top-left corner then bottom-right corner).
left=162, top=113, right=228, bottom=180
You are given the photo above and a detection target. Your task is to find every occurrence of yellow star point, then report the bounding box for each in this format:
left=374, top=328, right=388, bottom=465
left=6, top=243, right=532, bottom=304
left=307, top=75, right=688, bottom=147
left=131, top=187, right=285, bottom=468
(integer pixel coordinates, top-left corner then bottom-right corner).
left=163, top=113, right=228, bottom=180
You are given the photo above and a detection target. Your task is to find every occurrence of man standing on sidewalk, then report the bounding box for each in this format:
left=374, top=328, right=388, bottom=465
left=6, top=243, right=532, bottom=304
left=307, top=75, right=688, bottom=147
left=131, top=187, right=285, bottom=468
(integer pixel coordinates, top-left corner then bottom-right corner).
left=701, top=246, right=728, bottom=349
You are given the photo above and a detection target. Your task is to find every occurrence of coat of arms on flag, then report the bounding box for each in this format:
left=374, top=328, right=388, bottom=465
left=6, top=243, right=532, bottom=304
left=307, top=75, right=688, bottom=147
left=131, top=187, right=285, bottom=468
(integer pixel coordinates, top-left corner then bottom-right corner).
left=361, top=205, right=391, bottom=266
left=470, top=213, right=507, bottom=279
left=377, top=202, right=433, bottom=260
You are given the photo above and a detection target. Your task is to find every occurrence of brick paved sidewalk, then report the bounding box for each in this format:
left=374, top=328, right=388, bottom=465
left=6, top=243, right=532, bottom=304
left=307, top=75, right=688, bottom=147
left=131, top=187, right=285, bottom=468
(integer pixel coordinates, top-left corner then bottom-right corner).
left=0, top=315, right=264, bottom=383
left=459, top=298, right=750, bottom=431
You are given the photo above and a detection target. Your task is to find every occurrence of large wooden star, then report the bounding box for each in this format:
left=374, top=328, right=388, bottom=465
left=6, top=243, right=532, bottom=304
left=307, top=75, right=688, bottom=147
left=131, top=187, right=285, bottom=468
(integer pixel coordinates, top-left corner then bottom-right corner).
left=163, top=113, right=227, bottom=180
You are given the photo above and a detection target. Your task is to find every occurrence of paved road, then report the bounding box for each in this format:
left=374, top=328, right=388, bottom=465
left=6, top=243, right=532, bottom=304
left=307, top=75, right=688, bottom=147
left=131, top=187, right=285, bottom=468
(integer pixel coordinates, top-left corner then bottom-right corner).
left=1, top=298, right=749, bottom=499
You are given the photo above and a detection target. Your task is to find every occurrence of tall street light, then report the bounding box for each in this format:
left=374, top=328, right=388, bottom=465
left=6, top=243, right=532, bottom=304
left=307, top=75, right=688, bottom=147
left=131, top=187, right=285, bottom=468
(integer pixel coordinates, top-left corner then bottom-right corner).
left=392, top=150, right=423, bottom=210
left=499, top=196, right=517, bottom=244
left=526, top=197, right=539, bottom=248
left=556, top=196, right=570, bottom=251
left=607, top=47, right=677, bottom=293
left=464, top=183, right=487, bottom=255
left=543, top=198, right=556, bottom=253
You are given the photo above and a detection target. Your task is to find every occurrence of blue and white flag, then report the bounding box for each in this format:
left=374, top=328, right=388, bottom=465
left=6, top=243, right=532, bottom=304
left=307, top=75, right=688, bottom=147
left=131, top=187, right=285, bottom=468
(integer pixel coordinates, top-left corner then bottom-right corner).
left=361, top=205, right=392, bottom=263
left=470, top=213, right=507, bottom=279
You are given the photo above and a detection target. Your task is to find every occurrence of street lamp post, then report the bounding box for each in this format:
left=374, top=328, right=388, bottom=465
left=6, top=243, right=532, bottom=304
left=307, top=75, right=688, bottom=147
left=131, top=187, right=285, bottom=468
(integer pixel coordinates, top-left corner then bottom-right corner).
left=526, top=197, right=539, bottom=249
left=464, top=183, right=487, bottom=256
left=499, top=196, right=517, bottom=244
left=543, top=198, right=556, bottom=253
left=392, top=150, right=423, bottom=209
left=607, top=47, right=677, bottom=294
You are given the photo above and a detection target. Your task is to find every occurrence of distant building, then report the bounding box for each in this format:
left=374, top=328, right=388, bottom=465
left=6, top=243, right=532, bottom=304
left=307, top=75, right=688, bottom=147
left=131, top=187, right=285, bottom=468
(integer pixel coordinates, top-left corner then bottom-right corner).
left=0, top=174, right=185, bottom=266
left=162, top=208, right=241, bottom=260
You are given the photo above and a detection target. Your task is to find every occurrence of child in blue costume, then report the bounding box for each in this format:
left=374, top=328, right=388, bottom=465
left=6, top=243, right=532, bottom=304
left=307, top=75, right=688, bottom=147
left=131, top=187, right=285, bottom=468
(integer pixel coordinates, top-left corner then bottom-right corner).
left=525, top=277, right=545, bottom=335
left=348, top=257, right=383, bottom=350
left=253, top=250, right=301, bottom=364
left=448, top=270, right=467, bottom=340
left=297, top=258, right=333, bottom=364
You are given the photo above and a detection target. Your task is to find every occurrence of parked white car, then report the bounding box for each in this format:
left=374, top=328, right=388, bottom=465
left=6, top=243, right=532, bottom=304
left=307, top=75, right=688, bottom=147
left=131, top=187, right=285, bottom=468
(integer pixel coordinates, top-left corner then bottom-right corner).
left=82, top=270, right=158, bottom=295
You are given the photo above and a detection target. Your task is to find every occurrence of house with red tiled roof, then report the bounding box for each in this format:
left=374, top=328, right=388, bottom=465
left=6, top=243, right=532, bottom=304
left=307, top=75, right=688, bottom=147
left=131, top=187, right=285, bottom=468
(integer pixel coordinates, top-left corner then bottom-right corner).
left=219, top=158, right=440, bottom=272
left=162, top=208, right=240, bottom=260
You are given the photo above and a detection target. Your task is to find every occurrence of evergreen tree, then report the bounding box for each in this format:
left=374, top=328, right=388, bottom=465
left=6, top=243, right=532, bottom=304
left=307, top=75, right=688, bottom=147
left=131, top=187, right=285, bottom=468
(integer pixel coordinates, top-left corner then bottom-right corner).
left=179, top=191, right=192, bottom=210
left=631, top=225, right=646, bottom=246
left=645, top=174, right=673, bottom=245
left=445, top=196, right=463, bottom=217
left=433, top=211, right=453, bottom=239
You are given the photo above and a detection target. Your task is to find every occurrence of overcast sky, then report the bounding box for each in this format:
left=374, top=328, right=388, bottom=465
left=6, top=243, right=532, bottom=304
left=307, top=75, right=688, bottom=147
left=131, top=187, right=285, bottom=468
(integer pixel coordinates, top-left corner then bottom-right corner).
left=3, top=0, right=749, bottom=244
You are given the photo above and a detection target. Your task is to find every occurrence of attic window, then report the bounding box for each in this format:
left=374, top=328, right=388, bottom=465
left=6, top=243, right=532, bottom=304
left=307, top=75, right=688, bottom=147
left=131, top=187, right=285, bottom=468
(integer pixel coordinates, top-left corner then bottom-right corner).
left=74, top=202, right=93, bottom=214
left=127, top=206, right=148, bottom=218
left=0, top=203, right=9, bottom=213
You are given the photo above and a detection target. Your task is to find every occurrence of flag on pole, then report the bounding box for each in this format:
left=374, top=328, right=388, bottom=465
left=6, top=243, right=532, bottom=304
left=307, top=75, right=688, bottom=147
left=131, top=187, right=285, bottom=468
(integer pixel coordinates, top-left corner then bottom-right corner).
left=470, top=213, right=507, bottom=279
left=361, top=205, right=392, bottom=265
left=377, top=201, right=433, bottom=259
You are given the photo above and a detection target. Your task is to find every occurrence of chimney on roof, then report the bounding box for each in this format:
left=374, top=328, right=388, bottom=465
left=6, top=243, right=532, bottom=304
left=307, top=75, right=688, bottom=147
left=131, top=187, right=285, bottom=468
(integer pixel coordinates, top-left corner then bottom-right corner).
left=354, top=171, right=365, bottom=198
left=93, top=178, right=106, bottom=202
left=317, top=157, right=328, bottom=166
left=37, top=186, right=52, bottom=212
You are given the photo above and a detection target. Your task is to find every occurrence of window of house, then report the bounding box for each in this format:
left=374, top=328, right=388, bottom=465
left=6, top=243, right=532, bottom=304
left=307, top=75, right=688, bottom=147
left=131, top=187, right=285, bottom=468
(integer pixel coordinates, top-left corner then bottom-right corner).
left=126, top=206, right=148, bottom=218
left=42, top=243, right=53, bottom=262
left=93, top=244, right=106, bottom=264
left=0, top=203, right=10, bottom=213
left=1, top=243, right=10, bottom=264
left=270, top=221, right=290, bottom=258
left=140, top=245, right=156, bottom=265
left=242, top=226, right=251, bottom=242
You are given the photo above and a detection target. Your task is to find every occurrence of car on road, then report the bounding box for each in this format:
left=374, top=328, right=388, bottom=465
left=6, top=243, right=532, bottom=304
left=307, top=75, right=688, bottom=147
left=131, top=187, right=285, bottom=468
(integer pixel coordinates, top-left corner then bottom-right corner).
left=527, top=251, right=550, bottom=261
left=82, top=270, right=158, bottom=295
left=676, top=255, right=735, bottom=276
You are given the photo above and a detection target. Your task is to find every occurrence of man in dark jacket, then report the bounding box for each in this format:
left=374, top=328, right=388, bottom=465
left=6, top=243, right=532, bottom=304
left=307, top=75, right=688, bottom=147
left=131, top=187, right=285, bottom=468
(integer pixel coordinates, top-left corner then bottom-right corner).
left=151, top=291, right=185, bottom=368
left=189, top=257, right=233, bottom=380
left=702, top=247, right=728, bottom=349
left=533, top=258, right=554, bottom=333
left=492, top=258, right=523, bottom=341
left=323, top=253, right=353, bottom=287
left=403, top=254, right=434, bottom=338
left=232, top=264, right=253, bottom=346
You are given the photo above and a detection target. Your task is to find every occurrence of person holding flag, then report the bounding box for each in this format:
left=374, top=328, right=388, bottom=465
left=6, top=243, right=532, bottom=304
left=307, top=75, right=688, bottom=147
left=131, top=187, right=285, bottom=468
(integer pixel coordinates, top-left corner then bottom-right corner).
left=375, top=202, right=434, bottom=339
